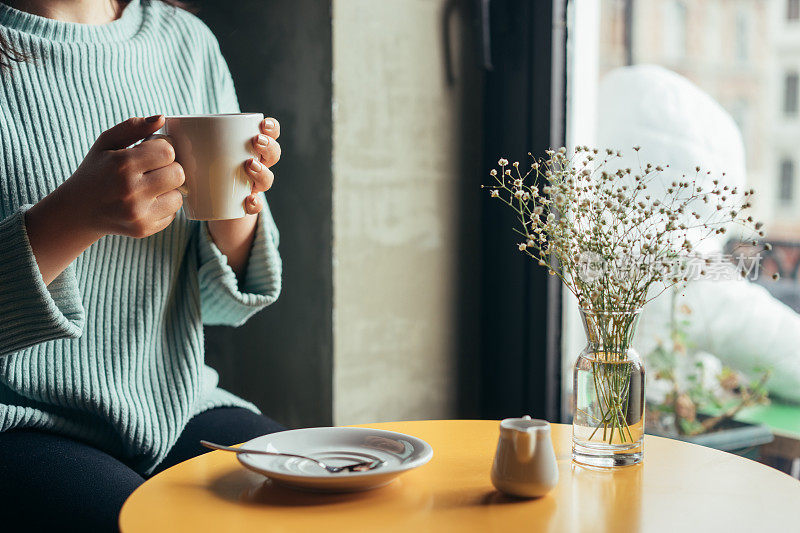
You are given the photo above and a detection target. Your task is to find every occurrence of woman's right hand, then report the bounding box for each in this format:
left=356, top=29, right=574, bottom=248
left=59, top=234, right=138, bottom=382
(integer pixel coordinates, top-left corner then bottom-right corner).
left=64, top=115, right=184, bottom=238
left=25, top=115, right=185, bottom=285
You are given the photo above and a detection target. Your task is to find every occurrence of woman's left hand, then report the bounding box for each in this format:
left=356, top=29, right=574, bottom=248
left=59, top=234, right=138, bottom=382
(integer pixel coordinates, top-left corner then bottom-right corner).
left=205, top=117, right=281, bottom=280
left=243, top=117, right=281, bottom=214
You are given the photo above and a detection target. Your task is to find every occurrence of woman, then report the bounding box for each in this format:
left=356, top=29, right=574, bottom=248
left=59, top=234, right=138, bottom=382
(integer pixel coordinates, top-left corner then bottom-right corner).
left=0, top=0, right=284, bottom=529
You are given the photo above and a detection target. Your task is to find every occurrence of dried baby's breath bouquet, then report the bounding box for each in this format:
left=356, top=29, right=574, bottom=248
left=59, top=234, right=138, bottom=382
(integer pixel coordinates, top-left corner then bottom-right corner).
left=484, top=146, right=765, bottom=448
left=485, top=146, right=764, bottom=318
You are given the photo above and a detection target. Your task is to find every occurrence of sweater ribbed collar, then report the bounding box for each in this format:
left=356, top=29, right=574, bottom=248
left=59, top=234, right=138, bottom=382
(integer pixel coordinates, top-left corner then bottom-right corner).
left=0, top=0, right=144, bottom=43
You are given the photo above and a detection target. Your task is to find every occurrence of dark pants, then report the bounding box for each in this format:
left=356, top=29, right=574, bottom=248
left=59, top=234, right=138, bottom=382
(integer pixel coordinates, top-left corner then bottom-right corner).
left=0, top=408, right=284, bottom=532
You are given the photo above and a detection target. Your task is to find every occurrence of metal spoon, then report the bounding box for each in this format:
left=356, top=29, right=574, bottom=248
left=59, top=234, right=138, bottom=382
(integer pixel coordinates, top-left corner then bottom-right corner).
left=200, top=440, right=384, bottom=473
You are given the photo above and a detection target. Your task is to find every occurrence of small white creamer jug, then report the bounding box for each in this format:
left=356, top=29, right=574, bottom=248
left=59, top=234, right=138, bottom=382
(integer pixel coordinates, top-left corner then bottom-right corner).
left=490, top=416, right=559, bottom=498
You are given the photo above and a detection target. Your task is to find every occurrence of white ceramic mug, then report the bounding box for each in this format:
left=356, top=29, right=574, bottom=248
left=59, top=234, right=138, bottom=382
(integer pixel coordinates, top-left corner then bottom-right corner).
left=491, top=416, right=559, bottom=498
left=163, top=113, right=263, bottom=220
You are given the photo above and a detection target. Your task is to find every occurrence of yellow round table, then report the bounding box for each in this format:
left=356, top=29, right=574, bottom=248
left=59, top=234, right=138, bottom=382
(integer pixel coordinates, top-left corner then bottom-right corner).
left=120, top=420, right=800, bottom=533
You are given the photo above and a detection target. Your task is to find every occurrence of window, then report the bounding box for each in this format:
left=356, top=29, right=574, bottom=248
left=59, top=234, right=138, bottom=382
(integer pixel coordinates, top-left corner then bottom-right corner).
left=780, top=159, right=794, bottom=205
left=729, top=99, right=749, bottom=148
left=662, top=1, right=687, bottom=61
left=566, top=0, right=800, bottom=477
left=730, top=99, right=748, bottom=135
left=785, top=72, right=799, bottom=115
left=705, top=2, right=722, bottom=60
left=789, top=0, right=800, bottom=21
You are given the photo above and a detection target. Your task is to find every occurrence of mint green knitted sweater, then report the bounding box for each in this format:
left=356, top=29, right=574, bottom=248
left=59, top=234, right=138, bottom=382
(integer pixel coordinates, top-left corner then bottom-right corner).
left=0, top=0, right=281, bottom=474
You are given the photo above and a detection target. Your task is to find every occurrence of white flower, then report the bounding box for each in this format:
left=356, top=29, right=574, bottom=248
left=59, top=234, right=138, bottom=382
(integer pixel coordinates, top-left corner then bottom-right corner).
left=498, top=158, right=509, bottom=166
left=518, top=243, right=527, bottom=251
left=490, top=189, right=499, bottom=198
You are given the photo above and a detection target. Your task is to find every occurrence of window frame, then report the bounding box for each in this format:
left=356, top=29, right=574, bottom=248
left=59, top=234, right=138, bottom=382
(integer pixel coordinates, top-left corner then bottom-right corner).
left=478, top=0, right=567, bottom=422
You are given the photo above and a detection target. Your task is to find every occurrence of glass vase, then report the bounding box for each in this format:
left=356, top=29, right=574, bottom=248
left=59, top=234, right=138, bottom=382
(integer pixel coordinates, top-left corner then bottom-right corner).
left=572, top=308, right=645, bottom=467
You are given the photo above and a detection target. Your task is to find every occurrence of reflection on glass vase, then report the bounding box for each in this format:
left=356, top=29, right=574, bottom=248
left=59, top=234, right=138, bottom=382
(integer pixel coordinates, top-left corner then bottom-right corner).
left=572, top=308, right=645, bottom=468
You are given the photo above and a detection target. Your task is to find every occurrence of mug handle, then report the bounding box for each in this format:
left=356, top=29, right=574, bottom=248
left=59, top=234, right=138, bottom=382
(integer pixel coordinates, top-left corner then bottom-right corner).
left=146, top=133, right=188, bottom=195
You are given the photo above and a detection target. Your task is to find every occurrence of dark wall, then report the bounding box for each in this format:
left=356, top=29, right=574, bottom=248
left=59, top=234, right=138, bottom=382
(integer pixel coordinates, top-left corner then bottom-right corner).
left=195, top=1, right=334, bottom=427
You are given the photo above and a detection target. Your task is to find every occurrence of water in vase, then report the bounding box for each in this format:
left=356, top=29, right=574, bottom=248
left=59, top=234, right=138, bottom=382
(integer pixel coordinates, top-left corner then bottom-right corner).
left=572, top=351, right=645, bottom=467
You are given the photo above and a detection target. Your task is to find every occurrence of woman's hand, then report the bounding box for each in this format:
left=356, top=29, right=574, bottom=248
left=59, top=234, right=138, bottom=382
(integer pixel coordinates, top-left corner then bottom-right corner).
left=26, top=115, right=184, bottom=285
left=67, top=115, right=184, bottom=238
left=242, top=116, right=281, bottom=214
left=206, top=117, right=281, bottom=281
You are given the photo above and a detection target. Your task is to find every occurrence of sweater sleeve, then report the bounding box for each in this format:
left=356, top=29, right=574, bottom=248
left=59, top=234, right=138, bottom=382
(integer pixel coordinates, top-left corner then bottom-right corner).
left=197, top=196, right=282, bottom=327
left=0, top=206, right=84, bottom=356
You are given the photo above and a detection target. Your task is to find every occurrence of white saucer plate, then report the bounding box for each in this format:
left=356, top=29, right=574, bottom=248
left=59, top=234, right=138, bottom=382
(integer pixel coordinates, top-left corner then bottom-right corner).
left=236, top=427, right=434, bottom=493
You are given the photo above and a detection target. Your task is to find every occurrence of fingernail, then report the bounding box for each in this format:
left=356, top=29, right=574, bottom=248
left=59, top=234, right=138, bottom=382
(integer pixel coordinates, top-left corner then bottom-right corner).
left=249, top=157, right=263, bottom=171
left=145, top=114, right=163, bottom=123
left=263, top=118, right=276, bottom=130
left=257, top=134, right=270, bottom=146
